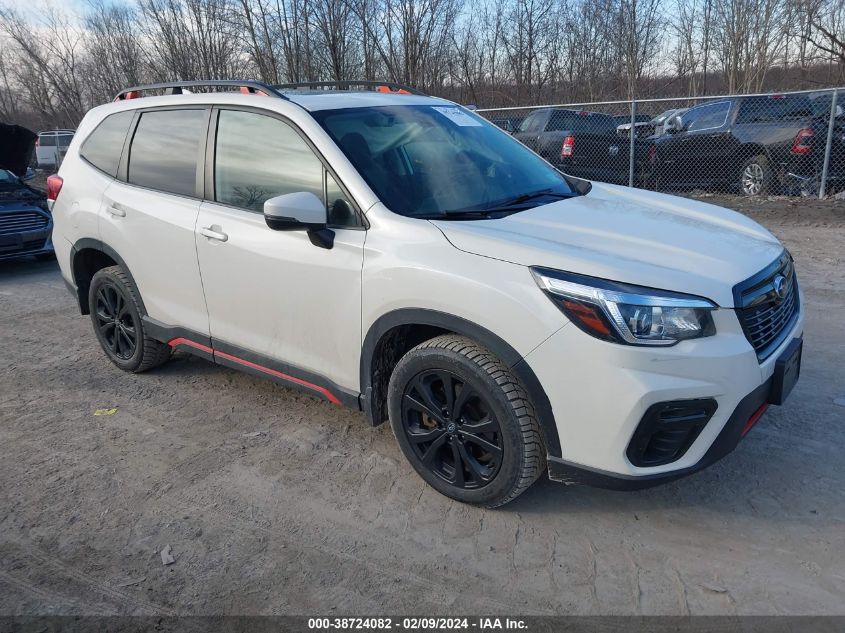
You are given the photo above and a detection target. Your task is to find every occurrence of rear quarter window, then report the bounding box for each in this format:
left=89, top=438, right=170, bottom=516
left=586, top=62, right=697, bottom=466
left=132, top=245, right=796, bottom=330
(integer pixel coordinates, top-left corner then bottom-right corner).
left=80, top=111, right=134, bottom=177
left=548, top=111, right=616, bottom=133
left=38, top=134, right=56, bottom=147
left=736, top=96, right=814, bottom=124
left=127, top=109, right=206, bottom=197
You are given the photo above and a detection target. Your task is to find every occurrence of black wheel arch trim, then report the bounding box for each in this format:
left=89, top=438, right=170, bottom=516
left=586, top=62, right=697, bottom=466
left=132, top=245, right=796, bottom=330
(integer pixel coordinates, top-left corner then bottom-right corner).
left=360, top=308, right=562, bottom=458
left=70, top=238, right=147, bottom=316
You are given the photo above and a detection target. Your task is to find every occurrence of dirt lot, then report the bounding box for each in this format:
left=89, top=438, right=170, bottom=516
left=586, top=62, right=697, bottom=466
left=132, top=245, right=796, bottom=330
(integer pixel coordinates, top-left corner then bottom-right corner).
left=1, top=195, right=844, bottom=616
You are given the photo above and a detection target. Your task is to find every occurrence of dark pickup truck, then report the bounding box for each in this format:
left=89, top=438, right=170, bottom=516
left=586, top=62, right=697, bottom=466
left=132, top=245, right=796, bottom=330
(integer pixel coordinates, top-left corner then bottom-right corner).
left=649, top=94, right=845, bottom=195
left=513, top=108, right=651, bottom=185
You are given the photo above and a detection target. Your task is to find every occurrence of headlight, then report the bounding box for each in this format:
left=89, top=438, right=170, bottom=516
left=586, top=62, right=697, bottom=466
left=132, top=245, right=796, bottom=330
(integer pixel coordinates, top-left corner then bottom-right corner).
left=531, top=267, right=717, bottom=346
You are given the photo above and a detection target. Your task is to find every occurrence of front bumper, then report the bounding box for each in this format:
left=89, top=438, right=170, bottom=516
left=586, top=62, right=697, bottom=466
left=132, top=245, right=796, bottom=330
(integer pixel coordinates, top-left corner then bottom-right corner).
left=0, top=206, right=53, bottom=261
left=523, top=299, right=804, bottom=487
left=547, top=377, right=772, bottom=489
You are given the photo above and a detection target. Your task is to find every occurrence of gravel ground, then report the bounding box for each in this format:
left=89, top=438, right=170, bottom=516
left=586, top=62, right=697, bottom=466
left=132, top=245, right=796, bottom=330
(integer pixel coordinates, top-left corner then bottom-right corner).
left=1, top=195, right=844, bottom=616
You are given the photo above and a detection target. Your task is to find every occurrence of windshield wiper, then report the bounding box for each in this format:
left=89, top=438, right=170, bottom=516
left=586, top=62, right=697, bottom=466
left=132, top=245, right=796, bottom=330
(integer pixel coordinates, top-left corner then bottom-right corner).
left=414, top=188, right=579, bottom=221
left=480, top=188, right=577, bottom=213
left=417, top=210, right=507, bottom=220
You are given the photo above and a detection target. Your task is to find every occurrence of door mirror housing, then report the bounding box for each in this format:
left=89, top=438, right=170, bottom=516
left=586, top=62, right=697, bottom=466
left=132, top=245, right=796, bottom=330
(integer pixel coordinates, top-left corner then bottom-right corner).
left=263, top=192, right=327, bottom=231
left=263, top=191, right=334, bottom=249
left=665, top=116, right=683, bottom=134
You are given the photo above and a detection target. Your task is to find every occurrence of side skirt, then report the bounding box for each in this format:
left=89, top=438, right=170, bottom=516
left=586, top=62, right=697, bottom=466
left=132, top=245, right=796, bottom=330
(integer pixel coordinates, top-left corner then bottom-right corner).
left=142, top=316, right=360, bottom=409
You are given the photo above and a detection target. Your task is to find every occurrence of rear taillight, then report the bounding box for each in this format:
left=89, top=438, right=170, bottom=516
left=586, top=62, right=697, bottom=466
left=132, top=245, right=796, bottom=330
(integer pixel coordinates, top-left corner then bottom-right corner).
left=560, top=135, right=575, bottom=159
left=648, top=144, right=657, bottom=163
left=46, top=174, right=64, bottom=209
left=791, top=128, right=814, bottom=154
left=35, top=137, right=40, bottom=148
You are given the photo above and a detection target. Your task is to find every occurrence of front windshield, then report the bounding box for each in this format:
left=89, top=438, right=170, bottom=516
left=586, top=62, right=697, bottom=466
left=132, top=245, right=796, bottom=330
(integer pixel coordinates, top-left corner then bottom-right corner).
left=312, top=104, right=576, bottom=218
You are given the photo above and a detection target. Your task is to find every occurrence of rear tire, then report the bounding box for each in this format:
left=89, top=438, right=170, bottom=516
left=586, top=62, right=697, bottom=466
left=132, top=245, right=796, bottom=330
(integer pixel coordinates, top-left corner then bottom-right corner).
left=739, top=155, right=772, bottom=196
left=88, top=266, right=171, bottom=373
left=387, top=335, right=546, bottom=507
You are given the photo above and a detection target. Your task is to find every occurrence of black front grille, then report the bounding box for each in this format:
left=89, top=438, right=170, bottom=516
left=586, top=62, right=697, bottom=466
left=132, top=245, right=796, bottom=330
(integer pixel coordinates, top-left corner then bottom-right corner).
left=0, top=211, right=49, bottom=236
left=734, top=252, right=800, bottom=361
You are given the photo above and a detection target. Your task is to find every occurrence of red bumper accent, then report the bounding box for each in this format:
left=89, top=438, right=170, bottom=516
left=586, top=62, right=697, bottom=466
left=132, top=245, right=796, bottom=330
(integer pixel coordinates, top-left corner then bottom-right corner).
left=741, top=403, right=768, bottom=437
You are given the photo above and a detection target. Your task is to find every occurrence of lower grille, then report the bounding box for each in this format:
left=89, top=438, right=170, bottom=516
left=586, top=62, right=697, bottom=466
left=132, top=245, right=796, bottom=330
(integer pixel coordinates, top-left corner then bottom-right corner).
left=627, top=399, right=718, bottom=467
left=734, top=252, right=799, bottom=360
left=0, top=211, right=49, bottom=236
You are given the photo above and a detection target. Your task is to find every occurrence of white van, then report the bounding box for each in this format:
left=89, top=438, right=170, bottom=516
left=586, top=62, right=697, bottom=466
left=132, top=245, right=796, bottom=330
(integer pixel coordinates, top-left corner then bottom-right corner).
left=36, top=129, right=75, bottom=169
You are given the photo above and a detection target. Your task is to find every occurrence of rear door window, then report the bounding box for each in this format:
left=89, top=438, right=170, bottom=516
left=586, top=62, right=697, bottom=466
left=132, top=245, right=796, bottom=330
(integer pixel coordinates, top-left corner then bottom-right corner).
left=80, top=111, right=134, bottom=177
left=128, top=109, right=206, bottom=197
left=684, top=101, right=731, bottom=132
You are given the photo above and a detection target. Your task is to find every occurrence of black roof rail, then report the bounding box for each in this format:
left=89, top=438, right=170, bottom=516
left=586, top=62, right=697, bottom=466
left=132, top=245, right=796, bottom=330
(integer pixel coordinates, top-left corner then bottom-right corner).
left=114, top=80, right=290, bottom=102
left=272, top=80, right=427, bottom=96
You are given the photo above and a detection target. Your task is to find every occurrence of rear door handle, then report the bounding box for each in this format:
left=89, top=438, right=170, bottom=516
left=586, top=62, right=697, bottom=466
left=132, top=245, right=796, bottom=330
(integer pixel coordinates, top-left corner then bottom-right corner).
left=200, top=226, right=228, bottom=242
left=105, top=204, right=125, bottom=217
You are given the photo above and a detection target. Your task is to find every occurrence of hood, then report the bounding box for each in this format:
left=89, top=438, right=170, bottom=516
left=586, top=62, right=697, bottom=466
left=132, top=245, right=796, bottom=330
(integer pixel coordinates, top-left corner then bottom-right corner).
left=431, top=183, right=784, bottom=307
left=0, top=122, right=37, bottom=178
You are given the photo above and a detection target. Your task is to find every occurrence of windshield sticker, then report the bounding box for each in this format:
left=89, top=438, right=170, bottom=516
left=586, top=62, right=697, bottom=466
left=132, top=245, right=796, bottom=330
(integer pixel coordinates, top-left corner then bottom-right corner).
left=432, top=106, right=483, bottom=127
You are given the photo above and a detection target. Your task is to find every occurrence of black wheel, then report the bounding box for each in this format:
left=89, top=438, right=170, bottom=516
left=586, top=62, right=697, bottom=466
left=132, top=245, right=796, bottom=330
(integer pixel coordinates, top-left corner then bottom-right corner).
left=88, top=266, right=171, bottom=373
left=739, top=155, right=772, bottom=196
left=388, top=335, right=546, bottom=507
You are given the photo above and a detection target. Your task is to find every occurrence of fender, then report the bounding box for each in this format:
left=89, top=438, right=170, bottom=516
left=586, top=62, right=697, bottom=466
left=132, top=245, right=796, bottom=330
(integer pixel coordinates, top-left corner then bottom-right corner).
left=70, top=237, right=146, bottom=315
left=360, top=308, right=562, bottom=458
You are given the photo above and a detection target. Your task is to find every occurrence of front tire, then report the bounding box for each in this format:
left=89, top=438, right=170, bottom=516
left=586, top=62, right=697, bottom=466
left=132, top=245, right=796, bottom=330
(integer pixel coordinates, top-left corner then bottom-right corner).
left=88, top=266, right=171, bottom=373
left=387, top=335, right=546, bottom=507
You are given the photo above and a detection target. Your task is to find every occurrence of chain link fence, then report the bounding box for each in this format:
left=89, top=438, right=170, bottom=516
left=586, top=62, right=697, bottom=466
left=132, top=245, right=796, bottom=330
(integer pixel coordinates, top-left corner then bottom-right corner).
left=477, top=88, right=844, bottom=199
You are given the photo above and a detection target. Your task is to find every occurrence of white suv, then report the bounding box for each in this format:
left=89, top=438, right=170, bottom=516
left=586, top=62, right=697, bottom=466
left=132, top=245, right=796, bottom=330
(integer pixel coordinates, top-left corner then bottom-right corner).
left=49, top=80, right=803, bottom=507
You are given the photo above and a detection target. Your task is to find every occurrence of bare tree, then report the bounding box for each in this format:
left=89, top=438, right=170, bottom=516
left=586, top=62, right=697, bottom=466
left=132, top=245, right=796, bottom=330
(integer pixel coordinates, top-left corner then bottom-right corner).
left=364, top=0, right=462, bottom=88
left=0, top=4, right=88, bottom=126
left=616, top=0, right=664, bottom=97
left=712, top=0, right=789, bottom=93
left=137, top=0, right=247, bottom=81
left=792, top=0, right=845, bottom=67
left=311, top=0, right=360, bottom=80
left=86, top=1, right=146, bottom=99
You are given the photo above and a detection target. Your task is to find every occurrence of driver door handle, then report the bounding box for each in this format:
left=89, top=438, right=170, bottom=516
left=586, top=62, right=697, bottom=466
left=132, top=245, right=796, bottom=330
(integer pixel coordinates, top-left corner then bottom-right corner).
left=200, top=226, right=228, bottom=242
left=105, top=204, right=125, bottom=217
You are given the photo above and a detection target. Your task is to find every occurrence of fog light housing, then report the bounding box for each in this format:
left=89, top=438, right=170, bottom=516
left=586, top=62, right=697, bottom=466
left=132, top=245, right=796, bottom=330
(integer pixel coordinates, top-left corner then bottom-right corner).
left=627, top=398, right=718, bottom=467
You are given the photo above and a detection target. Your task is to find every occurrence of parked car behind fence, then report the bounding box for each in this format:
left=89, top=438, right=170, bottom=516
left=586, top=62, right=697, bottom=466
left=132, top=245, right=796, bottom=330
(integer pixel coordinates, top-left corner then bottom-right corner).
left=479, top=87, right=844, bottom=198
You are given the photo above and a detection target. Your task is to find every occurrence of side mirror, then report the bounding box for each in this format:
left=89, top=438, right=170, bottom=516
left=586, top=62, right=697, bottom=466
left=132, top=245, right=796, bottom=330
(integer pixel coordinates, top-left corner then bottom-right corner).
left=665, top=116, right=682, bottom=134
left=263, top=191, right=334, bottom=249
left=264, top=192, right=327, bottom=230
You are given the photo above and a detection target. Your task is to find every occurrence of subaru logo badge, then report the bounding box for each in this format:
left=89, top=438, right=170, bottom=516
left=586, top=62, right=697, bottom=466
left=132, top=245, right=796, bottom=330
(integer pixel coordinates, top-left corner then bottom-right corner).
left=773, top=275, right=787, bottom=301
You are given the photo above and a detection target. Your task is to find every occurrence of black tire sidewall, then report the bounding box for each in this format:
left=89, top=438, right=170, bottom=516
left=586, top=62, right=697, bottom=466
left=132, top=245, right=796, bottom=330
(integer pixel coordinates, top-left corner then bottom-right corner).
left=388, top=346, right=528, bottom=506
left=88, top=268, right=145, bottom=372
